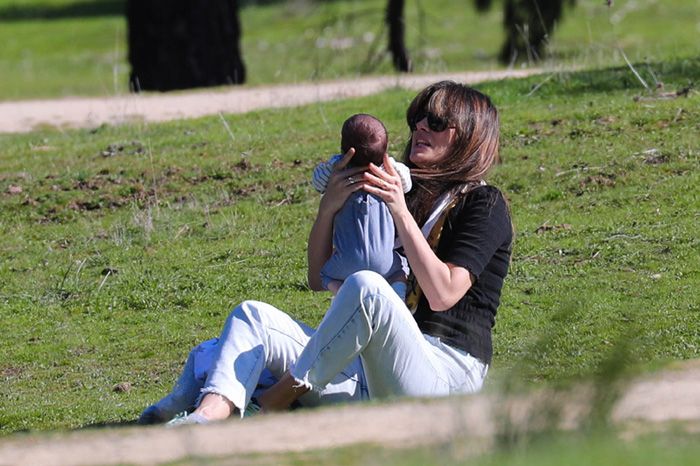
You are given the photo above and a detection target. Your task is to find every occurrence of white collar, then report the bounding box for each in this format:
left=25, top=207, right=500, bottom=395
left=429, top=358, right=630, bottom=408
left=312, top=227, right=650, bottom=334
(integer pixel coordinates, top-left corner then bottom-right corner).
left=393, top=191, right=456, bottom=249
left=421, top=180, right=486, bottom=237
left=420, top=191, right=455, bottom=239
left=394, top=181, right=485, bottom=247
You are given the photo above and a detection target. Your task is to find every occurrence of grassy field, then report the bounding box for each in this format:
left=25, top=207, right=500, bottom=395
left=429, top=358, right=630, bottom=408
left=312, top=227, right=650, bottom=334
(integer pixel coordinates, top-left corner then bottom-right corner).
left=1, top=56, right=698, bottom=436
left=1, top=0, right=699, bottom=99
left=0, top=0, right=699, bottom=463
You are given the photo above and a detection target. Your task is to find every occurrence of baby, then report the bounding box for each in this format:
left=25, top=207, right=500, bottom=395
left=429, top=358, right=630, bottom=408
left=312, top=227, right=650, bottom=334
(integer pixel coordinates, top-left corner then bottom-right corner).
left=312, top=113, right=412, bottom=298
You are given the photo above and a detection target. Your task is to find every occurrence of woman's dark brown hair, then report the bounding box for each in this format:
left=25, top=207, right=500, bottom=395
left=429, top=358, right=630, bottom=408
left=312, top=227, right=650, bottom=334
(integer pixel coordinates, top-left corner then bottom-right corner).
left=402, top=81, right=500, bottom=225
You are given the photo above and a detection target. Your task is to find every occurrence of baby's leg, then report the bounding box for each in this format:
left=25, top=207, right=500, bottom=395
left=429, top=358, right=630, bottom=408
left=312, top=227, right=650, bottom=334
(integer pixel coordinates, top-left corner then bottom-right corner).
left=387, top=270, right=408, bottom=301
left=320, top=260, right=346, bottom=296
left=390, top=281, right=407, bottom=301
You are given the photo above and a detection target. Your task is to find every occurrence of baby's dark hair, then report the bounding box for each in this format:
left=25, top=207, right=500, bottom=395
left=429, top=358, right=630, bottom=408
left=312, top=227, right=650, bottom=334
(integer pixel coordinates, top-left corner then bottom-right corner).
left=340, top=114, right=388, bottom=166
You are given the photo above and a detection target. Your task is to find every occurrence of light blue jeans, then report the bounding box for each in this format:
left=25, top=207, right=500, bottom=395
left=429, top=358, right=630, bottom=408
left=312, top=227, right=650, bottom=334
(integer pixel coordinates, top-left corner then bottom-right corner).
left=146, top=271, right=487, bottom=420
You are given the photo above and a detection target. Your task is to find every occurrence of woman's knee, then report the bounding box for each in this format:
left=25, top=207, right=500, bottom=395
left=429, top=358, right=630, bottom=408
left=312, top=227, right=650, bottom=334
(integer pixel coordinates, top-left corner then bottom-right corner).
left=228, top=300, right=304, bottom=337
left=343, top=270, right=390, bottom=295
left=338, top=271, right=404, bottom=319
left=219, top=301, right=271, bottom=342
left=230, top=300, right=268, bottom=323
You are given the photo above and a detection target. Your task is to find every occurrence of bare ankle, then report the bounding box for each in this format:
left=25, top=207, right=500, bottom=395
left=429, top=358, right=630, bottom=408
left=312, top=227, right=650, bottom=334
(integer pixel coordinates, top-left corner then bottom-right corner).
left=194, top=393, right=235, bottom=421
left=257, top=372, right=309, bottom=412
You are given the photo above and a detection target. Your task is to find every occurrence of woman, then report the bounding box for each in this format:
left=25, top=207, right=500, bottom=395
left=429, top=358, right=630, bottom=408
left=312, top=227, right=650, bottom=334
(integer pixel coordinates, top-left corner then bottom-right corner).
left=140, top=81, right=513, bottom=424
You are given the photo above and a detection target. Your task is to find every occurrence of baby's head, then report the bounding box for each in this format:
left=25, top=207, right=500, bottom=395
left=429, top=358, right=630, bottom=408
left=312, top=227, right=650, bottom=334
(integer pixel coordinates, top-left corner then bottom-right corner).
left=340, top=114, right=388, bottom=167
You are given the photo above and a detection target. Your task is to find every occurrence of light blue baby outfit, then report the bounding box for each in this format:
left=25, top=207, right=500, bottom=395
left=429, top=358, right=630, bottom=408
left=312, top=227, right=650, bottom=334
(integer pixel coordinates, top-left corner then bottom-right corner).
left=311, top=154, right=412, bottom=295
left=321, top=191, right=408, bottom=289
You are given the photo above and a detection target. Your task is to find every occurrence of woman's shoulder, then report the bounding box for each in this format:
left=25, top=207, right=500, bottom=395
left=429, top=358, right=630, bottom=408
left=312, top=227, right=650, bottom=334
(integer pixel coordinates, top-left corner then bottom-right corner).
left=450, top=184, right=512, bottom=241
left=453, top=183, right=511, bottom=226
left=439, top=183, right=513, bottom=252
left=461, top=183, right=507, bottom=207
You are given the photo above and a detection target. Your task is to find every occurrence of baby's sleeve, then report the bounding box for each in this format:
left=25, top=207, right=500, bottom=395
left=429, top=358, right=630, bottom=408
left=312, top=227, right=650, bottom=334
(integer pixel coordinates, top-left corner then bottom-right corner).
left=389, top=158, right=412, bottom=193
left=311, top=154, right=342, bottom=193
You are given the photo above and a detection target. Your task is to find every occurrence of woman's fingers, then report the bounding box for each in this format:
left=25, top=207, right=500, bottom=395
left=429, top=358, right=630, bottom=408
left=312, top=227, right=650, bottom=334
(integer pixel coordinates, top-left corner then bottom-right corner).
left=367, top=162, right=399, bottom=187
left=330, top=165, right=366, bottom=189
left=362, top=160, right=409, bottom=216
left=381, top=153, right=397, bottom=176
left=364, top=170, right=390, bottom=188
left=363, top=181, right=398, bottom=205
left=334, top=147, right=356, bottom=171
left=364, top=168, right=402, bottom=200
left=319, top=159, right=366, bottom=215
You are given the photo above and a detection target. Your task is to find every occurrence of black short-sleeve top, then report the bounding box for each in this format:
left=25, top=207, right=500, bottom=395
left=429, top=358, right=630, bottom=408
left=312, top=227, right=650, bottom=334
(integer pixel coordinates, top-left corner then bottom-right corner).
left=413, top=185, right=513, bottom=365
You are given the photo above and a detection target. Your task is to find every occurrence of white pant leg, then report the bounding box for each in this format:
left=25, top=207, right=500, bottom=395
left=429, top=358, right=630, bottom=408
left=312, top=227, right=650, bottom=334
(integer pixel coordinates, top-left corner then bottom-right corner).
left=291, top=271, right=487, bottom=398
left=145, top=346, right=203, bottom=422
left=202, top=300, right=367, bottom=413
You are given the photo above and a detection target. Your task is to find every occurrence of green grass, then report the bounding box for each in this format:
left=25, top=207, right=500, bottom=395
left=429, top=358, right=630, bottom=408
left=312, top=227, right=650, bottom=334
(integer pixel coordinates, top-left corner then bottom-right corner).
left=1, top=56, right=698, bottom=435
left=195, top=431, right=700, bottom=465
left=0, top=1, right=699, bottom=453
left=1, top=0, right=699, bottom=99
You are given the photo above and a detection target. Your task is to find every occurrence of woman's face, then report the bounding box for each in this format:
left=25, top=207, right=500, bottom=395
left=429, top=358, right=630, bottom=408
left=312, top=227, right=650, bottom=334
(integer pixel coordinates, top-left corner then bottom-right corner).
left=409, top=115, right=457, bottom=168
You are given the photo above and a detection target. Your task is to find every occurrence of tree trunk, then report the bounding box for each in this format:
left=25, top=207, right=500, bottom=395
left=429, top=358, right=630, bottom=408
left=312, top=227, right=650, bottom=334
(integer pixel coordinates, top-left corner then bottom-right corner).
left=499, top=0, right=564, bottom=64
left=474, top=0, right=492, bottom=12
left=126, top=0, right=246, bottom=92
left=386, top=0, right=411, bottom=72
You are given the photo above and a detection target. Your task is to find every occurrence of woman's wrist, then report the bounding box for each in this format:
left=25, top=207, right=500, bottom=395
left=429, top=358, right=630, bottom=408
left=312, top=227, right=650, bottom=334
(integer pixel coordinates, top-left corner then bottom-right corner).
left=392, top=206, right=415, bottom=231
left=318, top=195, right=342, bottom=220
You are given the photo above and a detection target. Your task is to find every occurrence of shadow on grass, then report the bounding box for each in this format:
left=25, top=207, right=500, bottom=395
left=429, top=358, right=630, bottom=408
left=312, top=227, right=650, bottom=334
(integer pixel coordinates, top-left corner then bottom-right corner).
left=0, top=0, right=124, bottom=21
left=79, top=419, right=139, bottom=430
left=0, top=0, right=313, bottom=22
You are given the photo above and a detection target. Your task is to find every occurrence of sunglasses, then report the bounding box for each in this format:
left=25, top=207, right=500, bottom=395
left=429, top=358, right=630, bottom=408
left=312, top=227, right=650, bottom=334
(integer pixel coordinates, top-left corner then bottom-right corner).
left=409, top=111, right=451, bottom=132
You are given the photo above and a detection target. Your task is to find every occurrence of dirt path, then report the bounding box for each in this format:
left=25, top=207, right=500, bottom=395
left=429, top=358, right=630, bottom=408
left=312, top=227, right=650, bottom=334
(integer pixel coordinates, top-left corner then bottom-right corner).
left=0, top=69, right=539, bottom=134
left=1, top=360, right=699, bottom=465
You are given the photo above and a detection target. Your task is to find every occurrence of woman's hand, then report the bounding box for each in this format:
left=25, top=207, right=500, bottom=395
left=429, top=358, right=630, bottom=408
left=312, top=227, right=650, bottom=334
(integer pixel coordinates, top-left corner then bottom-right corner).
left=318, top=148, right=367, bottom=216
left=362, top=153, right=409, bottom=218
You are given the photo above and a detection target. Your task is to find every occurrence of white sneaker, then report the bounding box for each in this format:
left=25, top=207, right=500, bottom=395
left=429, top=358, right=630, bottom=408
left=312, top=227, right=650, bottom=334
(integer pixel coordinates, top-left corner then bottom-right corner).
left=243, top=400, right=262, bottom=417
left=165, top=411, right=209, bottom=427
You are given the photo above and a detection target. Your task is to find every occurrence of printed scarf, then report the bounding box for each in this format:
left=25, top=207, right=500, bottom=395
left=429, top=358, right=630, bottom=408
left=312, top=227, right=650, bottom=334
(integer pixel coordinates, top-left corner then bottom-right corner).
left=404, top=184, right=475, bottom=314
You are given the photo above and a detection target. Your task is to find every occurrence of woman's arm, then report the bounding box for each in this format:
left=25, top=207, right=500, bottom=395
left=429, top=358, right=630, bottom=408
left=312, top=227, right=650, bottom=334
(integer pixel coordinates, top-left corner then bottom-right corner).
left=306, top=204, right=336, bottom=291
left=307, top=149, right=366, bottom=291
left=391, top=208, right=473, bottom=310
left=363, top=154, right=472, bottom=310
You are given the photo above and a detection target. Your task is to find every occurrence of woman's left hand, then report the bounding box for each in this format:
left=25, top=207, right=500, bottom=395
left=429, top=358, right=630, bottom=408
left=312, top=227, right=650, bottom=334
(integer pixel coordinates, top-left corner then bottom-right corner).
left=363, top=153, right=409, bottom=217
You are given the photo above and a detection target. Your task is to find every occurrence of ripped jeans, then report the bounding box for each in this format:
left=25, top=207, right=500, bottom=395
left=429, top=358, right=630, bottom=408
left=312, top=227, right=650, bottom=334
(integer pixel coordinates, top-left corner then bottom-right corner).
left=148, top=271, right=487, bottom=420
